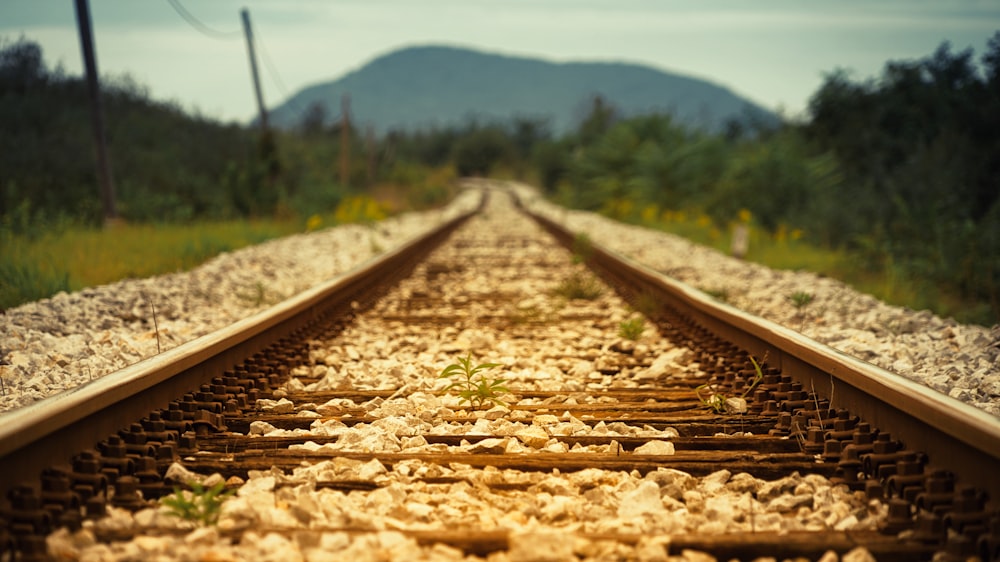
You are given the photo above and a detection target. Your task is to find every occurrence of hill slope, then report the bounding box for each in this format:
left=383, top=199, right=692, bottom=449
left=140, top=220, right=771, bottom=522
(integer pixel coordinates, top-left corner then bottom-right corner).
left=266, top=45, right=778, bottom=134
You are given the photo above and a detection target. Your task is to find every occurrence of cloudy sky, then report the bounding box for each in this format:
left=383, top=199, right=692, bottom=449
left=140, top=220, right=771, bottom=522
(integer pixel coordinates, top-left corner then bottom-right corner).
left=2, top=1, right=997, bottom=125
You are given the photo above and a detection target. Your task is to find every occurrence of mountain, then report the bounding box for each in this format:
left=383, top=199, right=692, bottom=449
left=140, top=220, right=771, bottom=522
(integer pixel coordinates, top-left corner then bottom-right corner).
left=264, top=45, right=779, bottom=135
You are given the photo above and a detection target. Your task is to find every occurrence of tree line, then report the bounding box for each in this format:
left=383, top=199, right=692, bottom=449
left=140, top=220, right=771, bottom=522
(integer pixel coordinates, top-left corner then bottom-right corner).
left=525, top=36, right=1000, bottom=323
left=1, top=38, right=272, bottom=228
left=805, top=39, right=1000, bottom=319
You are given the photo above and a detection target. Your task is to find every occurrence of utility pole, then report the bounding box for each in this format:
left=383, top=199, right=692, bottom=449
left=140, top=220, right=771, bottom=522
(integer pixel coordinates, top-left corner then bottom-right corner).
left=340, top=93, right=351, bottom=187
left=365, top=124, right=376, bottom=186
left=73, top=0, right=118, bottom=224
left=241, top=8, right=268, bottom=131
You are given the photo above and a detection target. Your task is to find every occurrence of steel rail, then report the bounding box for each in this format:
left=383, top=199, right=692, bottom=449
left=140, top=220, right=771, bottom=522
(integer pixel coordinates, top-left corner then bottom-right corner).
left=0, top=202, right=478, bottom=503
left=525, top=204, right=1000, bottom=509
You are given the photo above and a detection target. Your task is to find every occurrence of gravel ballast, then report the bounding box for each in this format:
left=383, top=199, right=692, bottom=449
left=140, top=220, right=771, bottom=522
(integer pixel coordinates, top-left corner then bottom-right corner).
left=43, top=186, right=884, bottom=562
left=1, top=181, right=998, bottom=418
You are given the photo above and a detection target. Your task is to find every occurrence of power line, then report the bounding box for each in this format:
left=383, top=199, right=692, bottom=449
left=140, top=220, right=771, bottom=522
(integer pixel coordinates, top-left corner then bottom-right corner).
left=254, top=29, right=292, bottom=101
left=252, top=22, right=319, bottom=125
left=166, top=0, right=242, bottom=40
left=166, top=0, right=321, bottom=127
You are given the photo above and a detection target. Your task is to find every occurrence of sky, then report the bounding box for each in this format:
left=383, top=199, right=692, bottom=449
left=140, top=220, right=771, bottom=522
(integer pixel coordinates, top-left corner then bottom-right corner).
left=2, top=1, right=998, bottom=125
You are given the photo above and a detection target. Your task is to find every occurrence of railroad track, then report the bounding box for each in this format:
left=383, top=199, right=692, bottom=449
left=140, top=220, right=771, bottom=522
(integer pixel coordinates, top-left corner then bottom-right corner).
left=2, top=185, right=999, bottom=561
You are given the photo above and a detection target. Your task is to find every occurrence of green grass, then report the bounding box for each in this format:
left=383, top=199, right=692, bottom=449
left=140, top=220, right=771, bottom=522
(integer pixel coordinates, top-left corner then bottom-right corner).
left=1, top=219, right=302, bottom=310
left=552, top=271, right=604, bottom=301
left=161, top=480, right=235, bottom=526
left=0, top=191, right=415, bottom=311
left=618, top=317, right=646, bottom=340
left=788, top=291, right=815, bottom=309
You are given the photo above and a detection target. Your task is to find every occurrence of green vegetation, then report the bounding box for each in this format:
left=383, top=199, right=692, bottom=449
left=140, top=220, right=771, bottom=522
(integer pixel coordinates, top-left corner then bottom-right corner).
left=788, top=291, right=815, bottom=309
left=618, top=317, right=646, bottom=340
left=4, top=35, right=998, bottom=325
left=438, top=354, right=509, bottom=409
left=552, top=271, right=604, bottom=301
left=1, top=39, right=262, bottom=225
left=0, top=192, right=402, bottom=311
left=531, top=37, right=1000, bottom=325
left=1, top=218, right=300, bottom=310
left=236, top=281, right=276, bottom=308
left=0, top=37, right=454, bottom=310
left=696, top=354, right=765, bottom=414
left=161, top=480, right=235, bottom=526
left=0, top=257, right=71, bottom=309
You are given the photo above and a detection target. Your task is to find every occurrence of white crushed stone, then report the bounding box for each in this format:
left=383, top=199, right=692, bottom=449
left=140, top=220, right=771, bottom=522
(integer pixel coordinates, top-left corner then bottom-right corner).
left=48, top=461, right=882, bottom=561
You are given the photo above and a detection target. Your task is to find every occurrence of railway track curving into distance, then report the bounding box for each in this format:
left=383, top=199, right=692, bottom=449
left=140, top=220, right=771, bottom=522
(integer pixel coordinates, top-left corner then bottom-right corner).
left=2, top=184, right=998, bottom=561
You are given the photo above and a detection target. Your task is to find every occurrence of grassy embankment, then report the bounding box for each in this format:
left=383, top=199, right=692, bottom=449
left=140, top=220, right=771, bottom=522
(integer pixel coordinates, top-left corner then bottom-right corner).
left=0, top=195, right=388, bottom=311
left=1, top=219, right=298, bottom=310
left=641, top=208, right=988, bottom=326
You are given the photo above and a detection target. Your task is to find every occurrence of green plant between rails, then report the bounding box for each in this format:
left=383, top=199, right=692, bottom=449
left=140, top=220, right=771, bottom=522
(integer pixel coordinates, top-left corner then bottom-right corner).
left=236, top=281, right=279, bottom=308
left=160, top=480, right=235, bottom=526
left=552, top=271, right=603, bottom=300
left=696, top=354, right=765, bottom=414
left=618, top=317, right=646, bottom=340
left=438, top=354, right=509, bottom=409
left=788, top=291, right=815, bottom=309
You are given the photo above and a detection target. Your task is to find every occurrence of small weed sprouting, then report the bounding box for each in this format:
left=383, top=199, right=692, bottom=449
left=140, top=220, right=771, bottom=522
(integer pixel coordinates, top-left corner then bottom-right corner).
left=695, top=353, right=765, bottom=414
left=553, top=271, right=603, bottom=300
left=788, top=291, right=815, bottom=309
left=571, top=233, right=594, bottom=264
left=236, top=281, right=272, bottom=307
left=697, top=391, right=728, bottom=413
left=438, top=354, right=509, bottom=409
left=747, top=354, right=765, bottom=390
left=511, top=305, right=553, bottom=325
left=161, top=480, right=235, bottom=526
left=618, top=317, right=645, bottom=340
